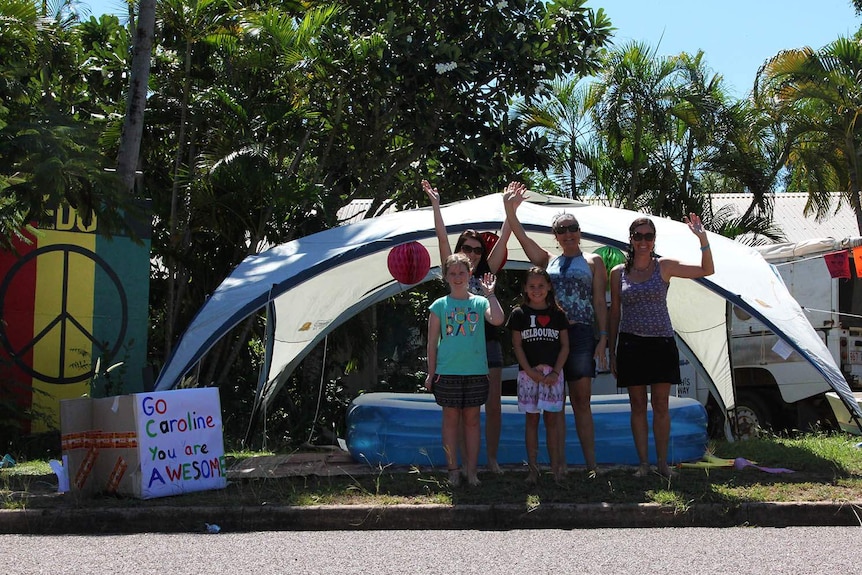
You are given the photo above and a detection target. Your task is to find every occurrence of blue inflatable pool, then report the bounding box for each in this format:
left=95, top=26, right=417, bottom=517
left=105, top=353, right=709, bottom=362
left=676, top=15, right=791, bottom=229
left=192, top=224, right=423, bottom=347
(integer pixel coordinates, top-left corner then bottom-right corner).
left=346, top=393, right=707, bottom=467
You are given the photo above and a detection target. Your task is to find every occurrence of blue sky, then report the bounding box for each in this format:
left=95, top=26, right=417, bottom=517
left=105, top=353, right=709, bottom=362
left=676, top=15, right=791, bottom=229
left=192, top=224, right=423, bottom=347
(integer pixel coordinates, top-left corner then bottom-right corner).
left=83, top=0, right=860, bottom=99
left=588, top=0, right=860, bottom=98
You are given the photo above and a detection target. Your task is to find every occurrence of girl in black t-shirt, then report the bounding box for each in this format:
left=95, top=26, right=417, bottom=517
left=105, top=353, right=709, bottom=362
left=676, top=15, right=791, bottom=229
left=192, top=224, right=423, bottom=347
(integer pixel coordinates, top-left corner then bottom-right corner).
left=506, top=267, right=570, bottom=484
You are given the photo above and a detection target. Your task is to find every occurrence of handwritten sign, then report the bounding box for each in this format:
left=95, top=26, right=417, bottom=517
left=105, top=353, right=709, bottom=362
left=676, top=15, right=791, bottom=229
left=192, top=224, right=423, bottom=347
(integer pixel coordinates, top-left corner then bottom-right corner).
left=135, top=388, right=227, bottom=498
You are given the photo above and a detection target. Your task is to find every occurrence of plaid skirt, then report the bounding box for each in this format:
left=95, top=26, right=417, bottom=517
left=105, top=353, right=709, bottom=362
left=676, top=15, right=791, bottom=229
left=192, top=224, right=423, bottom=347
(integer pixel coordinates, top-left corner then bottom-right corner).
left=431, top=374, right=489, bottom=408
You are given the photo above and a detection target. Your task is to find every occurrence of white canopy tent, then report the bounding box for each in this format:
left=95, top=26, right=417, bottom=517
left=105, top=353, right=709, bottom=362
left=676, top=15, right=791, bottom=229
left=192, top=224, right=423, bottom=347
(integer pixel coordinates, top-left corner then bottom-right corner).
left=153, top=193, right=862, bottom=431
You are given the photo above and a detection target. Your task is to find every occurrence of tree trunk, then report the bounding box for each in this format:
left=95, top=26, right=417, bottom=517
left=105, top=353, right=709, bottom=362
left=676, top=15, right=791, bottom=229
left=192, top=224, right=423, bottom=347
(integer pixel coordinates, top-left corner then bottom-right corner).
left=626, top=116, right=644, bottom=209
left=165, top=38, right=196, bottom=360
left=116, top=0, right=156, bottom=194
left=846, top=134, right=862, bottom=236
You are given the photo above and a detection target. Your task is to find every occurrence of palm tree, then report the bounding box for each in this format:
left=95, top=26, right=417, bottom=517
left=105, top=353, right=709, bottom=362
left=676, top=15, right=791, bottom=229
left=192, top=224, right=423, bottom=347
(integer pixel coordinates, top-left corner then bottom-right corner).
left=511, top=77, right=597, bottom=199
left=586, top=41, right=680, bottom=210
left=153, top=0, right=238, bottom=355
left=702, top=97, right=793, bottom=224
left=668, top=51, right=727, bottom=213
left=755, top=38, right=862, bottom=233
left=702, top=203, right=785, bottom=247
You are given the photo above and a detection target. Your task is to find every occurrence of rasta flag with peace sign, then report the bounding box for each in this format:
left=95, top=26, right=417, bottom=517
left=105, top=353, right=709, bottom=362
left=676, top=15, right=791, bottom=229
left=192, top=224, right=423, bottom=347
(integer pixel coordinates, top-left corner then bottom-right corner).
left=0, top=204, right=151, bottom=432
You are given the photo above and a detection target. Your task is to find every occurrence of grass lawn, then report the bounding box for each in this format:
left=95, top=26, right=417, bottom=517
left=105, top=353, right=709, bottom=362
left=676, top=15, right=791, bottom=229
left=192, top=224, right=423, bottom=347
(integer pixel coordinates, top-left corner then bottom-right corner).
left=2, top=433, right=861, bottom=512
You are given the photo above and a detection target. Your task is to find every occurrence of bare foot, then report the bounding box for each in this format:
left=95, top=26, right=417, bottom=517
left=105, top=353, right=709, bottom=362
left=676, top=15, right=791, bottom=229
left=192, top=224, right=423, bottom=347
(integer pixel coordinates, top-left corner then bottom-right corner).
left=634, top=464, right=652, bottom=478
left=525, top=467, right=539, bottom=485
left=658, top=465, right=678, bottom=479
left=553, top=469, right=566, bottom=485
left=467, top=473, right=481, bottom=487
left=448, top=469, right=461, bottom=487
left=487, top=459, right=503, bottom=475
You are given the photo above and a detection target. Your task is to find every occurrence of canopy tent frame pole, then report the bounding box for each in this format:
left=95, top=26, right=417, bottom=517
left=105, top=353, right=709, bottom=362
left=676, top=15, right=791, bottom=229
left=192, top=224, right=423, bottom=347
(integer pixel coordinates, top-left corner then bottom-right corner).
left=243, top=297, right=275, bottom=449
left=726, top=301, right=741, bottom=441
left=305, top=335, right=329, bottom=447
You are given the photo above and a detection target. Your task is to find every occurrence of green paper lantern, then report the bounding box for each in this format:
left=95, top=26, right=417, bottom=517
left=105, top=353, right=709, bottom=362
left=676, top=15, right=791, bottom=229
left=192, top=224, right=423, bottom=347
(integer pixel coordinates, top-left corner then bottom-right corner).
left=595, top=245, right=626, bottom=280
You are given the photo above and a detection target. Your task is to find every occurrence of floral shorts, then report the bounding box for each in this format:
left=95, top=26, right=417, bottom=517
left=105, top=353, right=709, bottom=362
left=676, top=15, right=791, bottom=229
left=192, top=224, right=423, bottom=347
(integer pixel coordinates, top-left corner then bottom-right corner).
left=517, top=364, right=565, bottom=414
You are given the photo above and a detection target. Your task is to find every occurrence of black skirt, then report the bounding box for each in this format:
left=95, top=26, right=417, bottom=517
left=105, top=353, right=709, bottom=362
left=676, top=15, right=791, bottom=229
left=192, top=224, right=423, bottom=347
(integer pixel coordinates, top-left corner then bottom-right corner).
left=615, top=332, right=681, bottom=387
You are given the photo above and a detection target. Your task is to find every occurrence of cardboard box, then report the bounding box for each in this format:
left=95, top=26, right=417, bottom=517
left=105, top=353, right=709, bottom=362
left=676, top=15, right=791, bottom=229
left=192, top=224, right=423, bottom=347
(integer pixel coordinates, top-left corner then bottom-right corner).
left=60, top=388, right=227, bottom=499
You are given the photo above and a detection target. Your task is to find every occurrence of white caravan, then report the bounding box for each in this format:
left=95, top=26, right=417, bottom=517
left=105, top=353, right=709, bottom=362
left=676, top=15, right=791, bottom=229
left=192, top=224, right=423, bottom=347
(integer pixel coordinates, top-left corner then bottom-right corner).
left=728, top=238, right=862, bottom=435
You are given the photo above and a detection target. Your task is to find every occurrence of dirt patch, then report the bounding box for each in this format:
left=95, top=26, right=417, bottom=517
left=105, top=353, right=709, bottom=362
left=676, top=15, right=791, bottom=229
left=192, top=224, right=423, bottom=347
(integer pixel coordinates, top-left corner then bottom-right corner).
left=227, top=449, right=417, bottom=478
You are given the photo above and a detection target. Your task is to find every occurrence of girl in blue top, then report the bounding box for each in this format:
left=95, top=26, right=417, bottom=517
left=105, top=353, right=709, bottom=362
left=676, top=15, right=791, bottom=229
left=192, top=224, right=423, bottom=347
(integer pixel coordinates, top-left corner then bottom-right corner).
left=423, top=179, right=511, bottom=474
left=426, top=253, right=504, bottom=487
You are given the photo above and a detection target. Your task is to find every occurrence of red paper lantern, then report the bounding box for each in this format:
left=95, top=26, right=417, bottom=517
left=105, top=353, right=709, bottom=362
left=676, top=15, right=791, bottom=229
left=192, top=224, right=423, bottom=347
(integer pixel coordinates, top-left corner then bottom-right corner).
left=480, top=231, right=507, bottom=269
left=387, top=242, right=431, bottom=285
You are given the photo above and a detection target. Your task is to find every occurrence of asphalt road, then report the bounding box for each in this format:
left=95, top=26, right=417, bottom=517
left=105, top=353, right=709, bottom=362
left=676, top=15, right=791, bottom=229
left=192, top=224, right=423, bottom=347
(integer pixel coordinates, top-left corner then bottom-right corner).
left=5, top=527, right=862, bottom=574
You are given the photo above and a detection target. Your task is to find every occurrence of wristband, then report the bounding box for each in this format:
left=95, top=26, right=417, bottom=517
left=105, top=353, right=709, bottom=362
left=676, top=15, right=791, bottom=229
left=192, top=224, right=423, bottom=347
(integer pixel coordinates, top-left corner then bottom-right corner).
left=700, top=244, right=711, bottom=251
left=600, top=330, right=608, bottom=336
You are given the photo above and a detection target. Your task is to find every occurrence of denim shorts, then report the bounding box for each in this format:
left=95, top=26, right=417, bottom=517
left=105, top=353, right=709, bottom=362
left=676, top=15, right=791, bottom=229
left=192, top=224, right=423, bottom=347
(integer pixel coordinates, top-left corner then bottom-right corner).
left=485, top=339, right=503, bottom=369
left=563, top=323, right=597, bottom=381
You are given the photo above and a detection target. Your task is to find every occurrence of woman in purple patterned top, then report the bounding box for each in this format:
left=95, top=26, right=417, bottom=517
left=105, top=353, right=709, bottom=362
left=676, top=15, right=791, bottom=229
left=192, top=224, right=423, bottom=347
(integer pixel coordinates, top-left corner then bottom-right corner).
left=608, top=215, right=714, bottom=479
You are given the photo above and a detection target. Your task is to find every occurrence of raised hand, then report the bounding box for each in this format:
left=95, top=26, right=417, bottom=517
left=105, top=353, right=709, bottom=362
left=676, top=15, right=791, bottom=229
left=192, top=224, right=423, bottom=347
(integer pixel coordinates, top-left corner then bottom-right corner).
left=502, top=181, right=527, bottom=210
left=422, top=180, right=440, bottom=206
left=480, top=272, right=497, bottom=295
left=683, top=213, right=706, bottom=238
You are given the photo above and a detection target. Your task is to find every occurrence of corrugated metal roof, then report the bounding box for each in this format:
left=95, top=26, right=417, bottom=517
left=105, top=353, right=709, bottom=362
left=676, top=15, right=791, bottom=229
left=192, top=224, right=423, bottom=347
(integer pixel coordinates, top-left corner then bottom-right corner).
left=336, top=199, right=399, bottom=225
left=708, top=193, right=858, bottom=243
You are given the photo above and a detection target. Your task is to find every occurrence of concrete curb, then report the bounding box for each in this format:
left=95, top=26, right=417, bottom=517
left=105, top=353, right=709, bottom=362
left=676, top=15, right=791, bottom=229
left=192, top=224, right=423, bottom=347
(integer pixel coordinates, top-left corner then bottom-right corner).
left=2, top=502, right=860, bottom=534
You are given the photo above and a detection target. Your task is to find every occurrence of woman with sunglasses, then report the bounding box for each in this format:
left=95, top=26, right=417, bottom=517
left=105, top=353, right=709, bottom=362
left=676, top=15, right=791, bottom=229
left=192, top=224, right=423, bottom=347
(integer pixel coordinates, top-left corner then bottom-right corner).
left=502, top=184, right=609, bottom=478
left=423, top=179, right=511, bottom=474
left=608, top=215, right=714, bottom=479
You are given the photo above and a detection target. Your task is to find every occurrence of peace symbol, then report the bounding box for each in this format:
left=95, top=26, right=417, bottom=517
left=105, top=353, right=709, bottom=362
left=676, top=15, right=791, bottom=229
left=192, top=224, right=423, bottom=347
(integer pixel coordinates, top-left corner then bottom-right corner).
left=0, top=244, right=129, bottom=384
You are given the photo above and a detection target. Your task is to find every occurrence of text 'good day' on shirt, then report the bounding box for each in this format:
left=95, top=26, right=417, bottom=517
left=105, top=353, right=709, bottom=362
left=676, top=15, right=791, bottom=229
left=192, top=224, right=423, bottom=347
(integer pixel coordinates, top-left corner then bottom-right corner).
left=429, top=294, right=490, bottom=375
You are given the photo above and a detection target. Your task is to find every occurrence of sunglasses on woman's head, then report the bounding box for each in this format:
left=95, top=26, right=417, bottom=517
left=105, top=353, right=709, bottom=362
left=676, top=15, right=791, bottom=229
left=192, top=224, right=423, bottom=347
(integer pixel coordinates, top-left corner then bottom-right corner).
left=553, top=223, right=580, bottom=234
left=631, top=232, right=655, bottom=241
left=460, top=245, right=484, bottom=255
